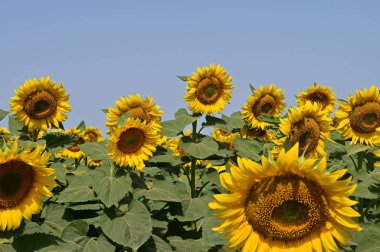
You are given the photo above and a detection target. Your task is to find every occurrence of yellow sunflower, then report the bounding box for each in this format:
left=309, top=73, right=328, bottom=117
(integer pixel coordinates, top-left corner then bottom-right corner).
left=209, top=143, right=361, bottom=252
left=108, top=117, right=159, bottom=170
left=335, top=85, right=380, bottom=145
left=275, top=102, right=331, bottom=158
left=9, top=76, right=71, bottom=130
left=0, top=142, right=56, bottom=231
left=240, top=125, right=276, bottom=141
left=242, top=84, right=286, bottom=129
left=55, top=128, right=84, bottom=159
left=184, top=64, right=234, bottom=114
left=296, top=83, right=336, bottom=113
left=83, top=127, right=104, bottom=142
left=87, top=157, right=103, bottom=168
left=375, top=149, right=380, bottom=168
left=105, top=94, right=163, bottom=134
left=212, top=128, right=239, bottom=149
left=0, top=128, right=10, bottom=135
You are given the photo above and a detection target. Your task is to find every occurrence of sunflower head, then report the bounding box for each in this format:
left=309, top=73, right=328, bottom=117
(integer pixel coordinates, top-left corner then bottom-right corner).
left=105, top=94, right=163, bottom=134
left=212, top=128, right=238, bottom=149
left=83, top=127, right=104, bottom=142
left=9, top=76, right=71, bottom=130
left=240, top=125, right=275, bottom=141
left=275, top=101, right=331, bottom=158
left=0, top=142, right=56, bottom=231
left=209, top=143, right=361, bottom=252
left=242, top=84, right=286, bottom=129
left=296, top=83, right=336, bottom=112
left=0, top=128, right=10, bottom=135
left=335, top=85, right=380, bottom=145
left=108, top=117, right=159, bottom=170
left=184, top=64, right=234, bottom=114
left=55, top=128, right=85, bottom=159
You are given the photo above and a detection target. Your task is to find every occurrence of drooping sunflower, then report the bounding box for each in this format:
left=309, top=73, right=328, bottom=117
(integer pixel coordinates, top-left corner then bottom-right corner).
left=335, top=85, right=380, bottom=145
left=275, top=101, right=331, bottom=158
left=296, top=83, right=336, bottom=113
left=212, top=128, right=239, bottom=149
left=105, top=94, right=163, bottom=134
left=240, top=125, right=276, bottom=141
left=242, top=84, right=286, bottom=129
left=108, top=117, right=159, bottom=170
left=55, top=128, right=84, bottom=159
left=184, top=64, right=234, bottom=114
left=0, top=142, right=56, bottom=231
left=209, top=143, right=361, bottom=252
left=83, top=127, right=104, bottom=142
left=9, top=76, right=71, bottom=130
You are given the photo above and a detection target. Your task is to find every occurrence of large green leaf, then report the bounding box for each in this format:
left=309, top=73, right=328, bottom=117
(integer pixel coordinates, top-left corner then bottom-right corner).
left=174, top=109, right=200, bottom=126
left=233, top=137, right=262, bottom=161
left=222, top=112, right=244, bottom=129
left=82, top=235, right=115, bottom=252
left=92, top=174, right=132, bottom=208
left=345, top=142, right=372, bottom=156
left=0, top=109, right=9, bottom=122
left=8, top=116, right=24, bottom=135
left=201, top=215, right=226, bottom=247
left=356, top=223, right=380, bottom=251
left=12, top=233, right=60, bottom=252
left=180, top=136, right=218, bottom=159
left=101, top=200, right=152, bottom=250
left=256, top=115, right=281, bottom=124
left=161, top=109, right=200, bottom=137
left=177, top=197, right=210, bottom=221
left=141, top=235, right=173, bottom=252
left=80, top=142, right=114, bottom=170
left=167, top=236, right=208, bottom=252
left=144, top=180, right=190, bottom=202
left=61, top=220, right=89, bottom=247
left=41, top=204, right=69, bottom=237
left=57, top=186, right=95, bottom=203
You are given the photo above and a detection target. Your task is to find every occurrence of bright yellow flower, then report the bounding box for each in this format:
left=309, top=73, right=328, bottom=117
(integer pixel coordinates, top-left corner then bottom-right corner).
left=0, top=142, right=56, bottom=230
left=335, top=85, right=380, bottom=145
left=105, top=94, right=163, bottom=134
left=108, top=118, right=159, bottom=170
left=212, top=128, right=239, bottom=149
left=240, top=125, right=276, bottom=141
left=184, top=64, right=233, bottom=114
left=275, top=101, right=332, bottom=158
left=9, top=76, right=71, bottom=130
left=209, top=143, right=361, bottom=252
left=0, top=128, right=10, bottom=135
left=242, top=84, right=286, bottom=129
left=55, top=128, right=84, bottom=159
left=296, top=83, right=336, bottom=113
left=83, top=127, right=104, bottom=142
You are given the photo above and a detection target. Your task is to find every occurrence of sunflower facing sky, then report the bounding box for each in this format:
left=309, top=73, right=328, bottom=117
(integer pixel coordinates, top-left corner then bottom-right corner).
left=275, top=101, right=332, bottom=158
left=296, top=83, right=336, bottom=113
left=105, top=94, right=163, bottom=134
left=335, top=85, right=380, bottom=145
left=9, top=76, right=71, bottom=130
left=184, top=64, right=234, bottom=114
left=209, top=143, right=361, bottom=252
left=242, top=84, right=286, bottom=129
left=55, top=128, right=85, bottom=159
left=0, top=142, right=56, bottom=231
left=108, top=117, right=159, bottom=170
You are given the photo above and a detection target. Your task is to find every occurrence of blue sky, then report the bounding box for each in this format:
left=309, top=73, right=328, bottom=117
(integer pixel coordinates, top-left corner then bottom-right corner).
left=1, top=1, right=379, bottom=133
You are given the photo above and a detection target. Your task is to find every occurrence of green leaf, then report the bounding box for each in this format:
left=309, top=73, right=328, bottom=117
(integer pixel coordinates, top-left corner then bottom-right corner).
left=174, top=109, right=201, bottom=126
left=57, top=186, right=95, bottom=203
left=101, top=200, right=152, bottom=250
left=8, top=116, right=24, bottom=135
left=177, top=76, right=188, bottom=81
left=249, top=83, right=255, bottom=93
left=201, top=216, right=225, bottom=247
left=76, top=120, right=86, bottom=131
left=0, top=109, right=9, bottom=122
left=222, top=112, right=244, bottom=129
left=13, top=233, right=59, bottom=252
left=233, top=137, right=262, bottom=161
left=345, top=142, right=372, bottom=156
left=141, top=235, right=173, bottom=252
left=80, top=142, right=114, bottom=170
left=101, top=108, right=109, bottom=114
left=356, top=223, right=380, bottom=251
left=144, top=180, right=190, bottom=202
left=161, top=109, right=201, bottom=137
left=41, top=204, right=69, bottom=237
left=352, top=172, right=379, bottom=199
left=149, top=153, right=182, bottom=166
left=167, top=236, right=208, bottom=252
left=177, top=197, right=210, bottom=221
left=180, top=136, right=219, bottom=159
left=44, top=133, right=77, bottom=148
left=68, top=203, right=103, bottom=211
left=116, top=113, right=130, bottom=126
left=61, top=220, right=89, bottom=247
left=256, top=115, right=281, bottom=124
left=92, top=174, right=132, bottom=208
left=82, top=235, right=115, bottom=252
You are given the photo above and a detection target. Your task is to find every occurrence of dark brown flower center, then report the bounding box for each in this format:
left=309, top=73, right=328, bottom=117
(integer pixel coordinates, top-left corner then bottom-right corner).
left=290, top=118, right=320, bottom=154
left=252, top=94, right=276, bottom=117
left=251, top=128, right=267, bottom=138
left=245, top=174, right=329, bottom=241
left=307, top=92, right=329, bottom=109
left=68, top=145, right=81, bottom=152
left=350, top=102, right=380, bottom=134
left=0, top=160, right=35, bottom=209
left=117, top=128, right=145, bottom=153
left=24, top=91, right=57, bottom=119
left=128, top=107, right=151, bottom=123
left=196, top=77, right=223, bottom=105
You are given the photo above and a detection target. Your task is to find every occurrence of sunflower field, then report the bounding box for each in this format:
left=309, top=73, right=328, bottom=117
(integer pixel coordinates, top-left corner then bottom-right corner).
left=0, top=64, right=379, bottom=252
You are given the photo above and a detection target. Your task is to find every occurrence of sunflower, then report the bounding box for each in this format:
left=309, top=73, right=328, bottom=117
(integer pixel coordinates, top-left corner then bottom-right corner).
left=212, top=128, right=239, bottom=149
left=83, top=127, right=104, bottom=142
left=335, top=85, right=380, bottom=145
left=375, top=149, right=380, bottom=168
left=209, top=143, right=361, bottom=252
left=296, top=83, right=336, bottom=113
left=55, top=128, right=84, bottom=159
left=0, top=142, right=56, bottom=231
left=274, top=102, right=331, bottom=158
left=108, top=117, right=159, bottom=170
left=105, top=94, right=163, bottom=134
left=0, top=128, right=10, bottom=135
left=87, top=157, right=103, bottom=168
left=184, top=64, right=234, bottom=114
left=242, top=84, right=286, bottom=129
left=240, top=125, right=276, bottom=141
left=9, top=76, right=71, bottom=130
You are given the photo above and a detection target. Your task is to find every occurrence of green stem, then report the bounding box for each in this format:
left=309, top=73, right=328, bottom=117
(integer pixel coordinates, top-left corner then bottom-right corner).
left=357, top=151, right=365, bottom=222
left=190, top=120, right=198, bottom=199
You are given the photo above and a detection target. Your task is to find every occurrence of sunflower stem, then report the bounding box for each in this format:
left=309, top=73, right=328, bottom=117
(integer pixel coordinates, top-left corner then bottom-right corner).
left=357, top=151, right=365, bottom=222
left=190, top=120, right=198, bottom=199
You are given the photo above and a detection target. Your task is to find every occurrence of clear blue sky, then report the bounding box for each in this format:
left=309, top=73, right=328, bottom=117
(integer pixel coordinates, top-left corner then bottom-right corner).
left=1, top=1, right=379, bottom=133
